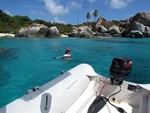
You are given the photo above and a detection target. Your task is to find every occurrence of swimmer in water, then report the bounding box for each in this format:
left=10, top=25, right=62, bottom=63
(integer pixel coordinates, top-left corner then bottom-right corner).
left=63, top=48, right=71, bottom=58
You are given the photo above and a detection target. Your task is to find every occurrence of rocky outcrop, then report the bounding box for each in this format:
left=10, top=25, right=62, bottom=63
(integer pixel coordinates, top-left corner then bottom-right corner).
left=13, top=12, right=150, bottom=38
left=36, top=27, right=49, bottom=37
left=91, top=17, right=122, bottom=38
left=129, top=30, right=143, bottom=38
left=144, top=26, right=150, bottom=37
left=45, top=12, right=150, bottom=38
left=95, top=17, right=112, bottom=29
left=118, top=20, right=130, bottom=29
left=122, top=21, right=150, bottom=38
left=93, top=12, right=150, bottom=38
left=47, top=26, right=61, bottom=37
left=78, top=31, right=94, bottom=38
left=122, top=12, right=150, bottom=38
left=103, top=33, right=112, bottom=37
left=108, top=26, right=121, bottom=35
left=16, top=24, right=60, bottom=38
left=130, top=12, right=150, bottom=26
left=78, top=26, right=95, bottom=38
left=68, top=27, right=79, bottom=37
left=112, top=34, right=122, bottom=37
left=68, top=12, right=150, bottom=38
left=69, top=26, right=95, bottom=38
left=17, top=23, right=47, bottom=37
left=97, top=25, right=108, bottom=33
left=130, top=21, right=145, bottom=32
left=93, top=17, right=112, bottom=33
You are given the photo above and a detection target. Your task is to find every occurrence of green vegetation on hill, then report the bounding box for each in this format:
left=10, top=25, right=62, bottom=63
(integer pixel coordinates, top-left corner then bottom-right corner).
left=0, top=10, right=32, bottom=33
left=0, top=9, right=72, bottom=34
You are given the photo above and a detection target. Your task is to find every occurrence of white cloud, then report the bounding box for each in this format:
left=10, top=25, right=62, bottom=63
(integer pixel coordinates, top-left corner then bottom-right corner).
left=53, top=17, right=66, bottom=24
left=44, top=0, right=69, bottom=16
left=110, top=0, right=133, bottom=9
left=4, top=9, right=13, bottom=16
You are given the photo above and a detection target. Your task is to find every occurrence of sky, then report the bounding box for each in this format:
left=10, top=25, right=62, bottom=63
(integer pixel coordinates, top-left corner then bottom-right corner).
left=0, top=0, right=150, bottom=25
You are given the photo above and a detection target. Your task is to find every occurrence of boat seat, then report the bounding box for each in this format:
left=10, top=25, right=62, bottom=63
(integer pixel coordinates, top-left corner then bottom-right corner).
left=65, top=80, right=97, bottom=113
left=65, top=79, right=133, bottom=113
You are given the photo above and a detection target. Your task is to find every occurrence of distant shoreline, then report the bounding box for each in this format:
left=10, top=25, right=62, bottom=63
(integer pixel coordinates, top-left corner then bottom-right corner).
left=0, top=33, right=69, bottom=38
left=0, top=33, right=15, bottom=37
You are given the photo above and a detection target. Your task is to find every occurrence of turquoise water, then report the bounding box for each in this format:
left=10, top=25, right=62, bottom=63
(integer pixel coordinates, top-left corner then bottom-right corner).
left=0, top=37, right=150, bottom=107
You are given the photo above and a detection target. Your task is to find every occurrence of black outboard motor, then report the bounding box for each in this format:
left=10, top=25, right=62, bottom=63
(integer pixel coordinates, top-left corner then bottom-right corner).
left=110, top=57, right=132, bottom=85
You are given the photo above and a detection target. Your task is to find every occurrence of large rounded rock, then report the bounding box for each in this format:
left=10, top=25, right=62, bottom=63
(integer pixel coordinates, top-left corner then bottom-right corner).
left=108, top=26, right=121, bottom=35
left=129, top=30, right=143, bottom=38
left=68, top=27, right=80, bottom=37
left=144, top=26, right=150, bottom=37
left=37, top=27, right=49, bottom=37
left=131, top=12, right=150, bottom=26
left=47, top=26, right=60, bottom=37
left=25, top=27, right=40, bottom=37
left=112, top=34, right=122, bottom=37
left=103, top=33, right=112, bottom=37
left=18, top=23, right=47, bottom=37
left=68, top=26, right=95, bottom=38
left=94, top=31, right=103, bottom=37
left=78, top=31, right=94, bottom=38
left=118, top=20, right=130, bottom=29
left=97, top=25, right=108, bottom=33
left=131, top=21, right=145, bottom=32
left=122, top=21, right=150, bottom=37
left=19, top=28, right=26, bottom=36
left=94, top=17, right=111, bottom=30
left=78, top=26, right=95, bottom=38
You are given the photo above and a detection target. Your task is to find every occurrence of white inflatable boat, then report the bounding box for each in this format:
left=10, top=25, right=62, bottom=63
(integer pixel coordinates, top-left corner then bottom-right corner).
left=0, top=57, right=150, bottom=113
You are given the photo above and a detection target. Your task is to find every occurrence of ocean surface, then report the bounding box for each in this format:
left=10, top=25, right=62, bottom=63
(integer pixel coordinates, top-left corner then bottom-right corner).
left=0, top=37, right=150, bottom=107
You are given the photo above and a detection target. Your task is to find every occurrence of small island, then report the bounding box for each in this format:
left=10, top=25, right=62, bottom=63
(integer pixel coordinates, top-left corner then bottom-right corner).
left=0, top=9, right=150, bottom=38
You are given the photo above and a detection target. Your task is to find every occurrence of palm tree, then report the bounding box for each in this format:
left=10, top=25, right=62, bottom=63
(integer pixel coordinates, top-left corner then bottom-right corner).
left=86, top=12, right=91, bottom=23
left=93, top=9, right=98, bottom=22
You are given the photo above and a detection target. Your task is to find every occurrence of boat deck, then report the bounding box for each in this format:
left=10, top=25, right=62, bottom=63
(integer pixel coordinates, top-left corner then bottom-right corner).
left=66, top=80, right=139, bottom=113
left=0, top=64, right=149, bottom=113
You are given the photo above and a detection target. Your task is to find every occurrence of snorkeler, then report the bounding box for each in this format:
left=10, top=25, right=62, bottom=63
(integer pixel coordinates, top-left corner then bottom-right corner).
left=55, top=48, right=71, bottom=59
left=63, top=48, right=71, bottom=58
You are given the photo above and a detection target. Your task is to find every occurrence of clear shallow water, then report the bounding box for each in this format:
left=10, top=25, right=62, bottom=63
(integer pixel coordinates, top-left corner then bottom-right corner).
left=0, top=37, right=150, bottom=107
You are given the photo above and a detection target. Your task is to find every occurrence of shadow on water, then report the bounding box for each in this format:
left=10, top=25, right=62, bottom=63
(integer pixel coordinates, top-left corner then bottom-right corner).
left=0, top=48, right=17, bottom=88
left=0, top=48, right=17, bottom=60
left=0, top=67, right=10, bottom=88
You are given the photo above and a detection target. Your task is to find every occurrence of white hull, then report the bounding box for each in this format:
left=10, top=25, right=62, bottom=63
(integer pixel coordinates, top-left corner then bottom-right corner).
left=0, top=64, right=150, bottom=113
